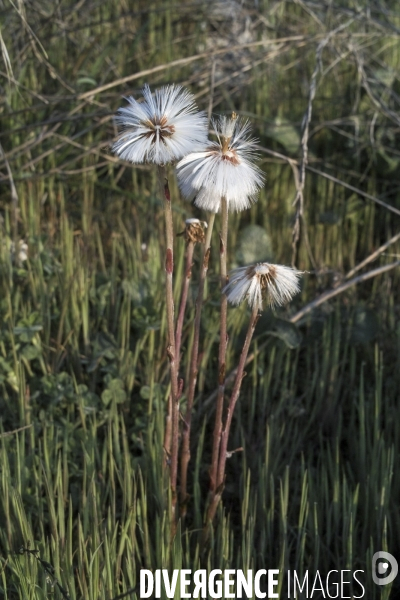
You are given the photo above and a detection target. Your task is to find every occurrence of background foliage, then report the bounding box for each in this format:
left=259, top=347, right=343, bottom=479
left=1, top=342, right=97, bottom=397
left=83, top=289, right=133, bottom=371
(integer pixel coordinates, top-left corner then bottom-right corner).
left=0, top=0, right=400, bottom=598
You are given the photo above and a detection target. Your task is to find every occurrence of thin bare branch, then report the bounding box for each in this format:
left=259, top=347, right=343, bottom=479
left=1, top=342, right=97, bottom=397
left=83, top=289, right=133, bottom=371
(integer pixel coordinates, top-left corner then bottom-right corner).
left=258, top=146, right=400, bottom=219
left=201, top=259, right=400, bottom=410
left=0, top=424, right=32, bottom=439
left=345, top=231, right=400, bottom=280
left=291, top=260, right=400, bottom=323
left=291, top=18, right=355, bottom=268
left=77, top=36, right=311, bottom=99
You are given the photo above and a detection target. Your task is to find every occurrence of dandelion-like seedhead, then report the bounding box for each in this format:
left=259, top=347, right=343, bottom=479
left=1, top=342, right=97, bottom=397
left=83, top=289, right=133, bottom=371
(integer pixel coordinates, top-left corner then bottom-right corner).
left=223, top=263, right=302, bottom=311
left=112, top=84, right=208, bottom=165
left=184, top=218, right=208, bottom=243
left=176, top=114, right=264, bottom=213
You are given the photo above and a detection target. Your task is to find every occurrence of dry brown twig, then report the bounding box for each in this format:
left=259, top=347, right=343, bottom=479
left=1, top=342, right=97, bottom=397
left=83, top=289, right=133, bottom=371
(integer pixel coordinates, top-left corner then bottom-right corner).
left=77, top=36, right=309, bottom=100
left=291, top=18, right=355, bottom=269
left=0, top=44, right=296, bottom=182
left=291, top=260, right=400, bottom=323
left=345, top=231, right=400, bottom=280
left=0, top=424, right=32, bottom=439
left=258, top=146, right=400, bottom=219
left=0, top=141, right=19, bottom=242
left=356, top=54, right=400, bottom=128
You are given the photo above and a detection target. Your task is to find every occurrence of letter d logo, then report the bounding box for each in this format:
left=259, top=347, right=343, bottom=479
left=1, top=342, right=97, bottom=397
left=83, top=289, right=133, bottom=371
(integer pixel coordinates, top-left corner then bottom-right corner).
left=372, top=551, right=398, bottom=586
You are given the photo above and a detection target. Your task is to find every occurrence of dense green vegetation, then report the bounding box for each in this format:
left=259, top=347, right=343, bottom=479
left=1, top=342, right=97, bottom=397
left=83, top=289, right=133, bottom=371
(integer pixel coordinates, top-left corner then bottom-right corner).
left=0, top=1, right=400, bottom=598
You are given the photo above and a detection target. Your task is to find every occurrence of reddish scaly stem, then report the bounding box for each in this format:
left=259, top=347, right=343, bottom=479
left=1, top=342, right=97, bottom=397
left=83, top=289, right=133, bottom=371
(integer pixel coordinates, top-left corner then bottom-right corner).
left=179, top=214, right=215, bottom=517
left=175, top=240, right=194, bottom=375
left=216, top=306, right=259, bottom=486
left=206, top=305, right=259, bottom=527
left=163, top=394, right=172, bottom=468
left=209, top=197, right=228, bottom=494
left=157, top=166, right=179, bottom=526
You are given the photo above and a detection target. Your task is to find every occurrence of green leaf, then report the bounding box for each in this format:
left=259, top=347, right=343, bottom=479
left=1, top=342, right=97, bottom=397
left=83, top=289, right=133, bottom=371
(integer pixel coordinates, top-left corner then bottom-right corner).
left=140, top=384, right=165, bottom=401
left=102, top=378, right=127, bottom=405
left=140, top=385, right=151, bottom=400
left=236, top=225, right=273, bottom=266
left=14, top=312, right=43, bottom=342
left=267, top=319, right=302, bottom=349
left=77, top=76, right=97, bottom=86
left=265, top=118, right=300, bottom=153
left=101, top=389, right=113, bottom=406
left=21, top=345, right=40, bottom=360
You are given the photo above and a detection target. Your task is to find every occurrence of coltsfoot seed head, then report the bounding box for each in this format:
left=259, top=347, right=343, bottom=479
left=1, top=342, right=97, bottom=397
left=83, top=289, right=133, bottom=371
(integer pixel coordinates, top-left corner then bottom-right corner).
left=176, top=113, right=264, bottom=213
left=184, top=218, right=208, bottom=243
left=223, top=262, right=302, bottom=311
left=113, top=84, right=208, bottom=165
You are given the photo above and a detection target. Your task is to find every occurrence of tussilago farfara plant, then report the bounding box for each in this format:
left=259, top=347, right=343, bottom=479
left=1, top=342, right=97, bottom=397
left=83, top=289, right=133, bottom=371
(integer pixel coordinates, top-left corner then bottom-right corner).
left=112, top=83, right=302, bottom=534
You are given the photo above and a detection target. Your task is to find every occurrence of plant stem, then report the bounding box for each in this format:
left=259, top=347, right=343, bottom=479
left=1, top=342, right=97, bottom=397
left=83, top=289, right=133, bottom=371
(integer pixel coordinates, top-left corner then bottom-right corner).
left=209, top=197, right=228, bottom=495
left=0, top=143, right=18, bottom=245
left=175, top=240, right=195, bottom=375
left=157, top=165, right=179, bottom=523
left=217, top=306, right=259, bottom=486
left=163, top=394, right=172, bottom=468
left=206, top=305, right=259, bottom=527
left=179, top=213, right=215, bottom=516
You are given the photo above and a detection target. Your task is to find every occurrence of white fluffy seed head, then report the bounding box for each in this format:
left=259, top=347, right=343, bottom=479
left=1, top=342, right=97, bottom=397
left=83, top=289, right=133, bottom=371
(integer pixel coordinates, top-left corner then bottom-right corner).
left=112, top=84, right=208, bottom=165
left=176, top=114, right=264, bottom=213
left=185, top=218, right=207, bottom=227
left=223, top=262, right=302, bottom=311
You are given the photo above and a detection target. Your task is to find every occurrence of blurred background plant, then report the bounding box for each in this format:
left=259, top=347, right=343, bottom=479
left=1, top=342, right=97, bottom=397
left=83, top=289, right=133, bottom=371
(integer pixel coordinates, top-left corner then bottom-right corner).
left=0, top=0, right=400, bottom=598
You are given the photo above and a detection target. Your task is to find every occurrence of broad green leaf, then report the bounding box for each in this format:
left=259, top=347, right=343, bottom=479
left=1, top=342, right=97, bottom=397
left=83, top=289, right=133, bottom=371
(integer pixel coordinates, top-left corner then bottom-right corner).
left=236, top=224, right=273, bottom=266
left=267, top=318, right=302, bottom=349
left=265, top=118, right=300, bottom=153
